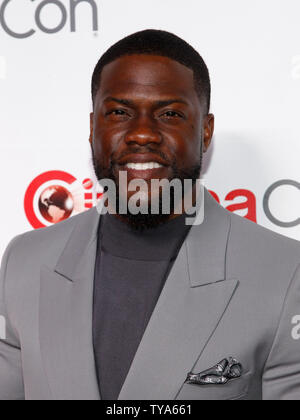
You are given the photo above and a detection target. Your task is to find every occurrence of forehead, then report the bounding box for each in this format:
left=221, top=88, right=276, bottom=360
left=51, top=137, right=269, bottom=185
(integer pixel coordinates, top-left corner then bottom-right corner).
left=96, top=54, right=199, bottom=104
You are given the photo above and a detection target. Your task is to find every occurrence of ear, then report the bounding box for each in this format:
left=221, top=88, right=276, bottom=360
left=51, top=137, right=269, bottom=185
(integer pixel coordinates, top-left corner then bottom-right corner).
left=89, top=112, right=94, bottom=145
left=203, top=113, right=215, bottom=152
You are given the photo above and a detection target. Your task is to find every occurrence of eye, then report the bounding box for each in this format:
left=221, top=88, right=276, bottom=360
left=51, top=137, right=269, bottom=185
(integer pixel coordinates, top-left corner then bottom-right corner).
left=105, top=109, right=130, bottom=120
left=111, top=109, right=126, bottom=115
left=106, top=109, right=127, bottom=116
left=160, top=110, right=184, bottom=119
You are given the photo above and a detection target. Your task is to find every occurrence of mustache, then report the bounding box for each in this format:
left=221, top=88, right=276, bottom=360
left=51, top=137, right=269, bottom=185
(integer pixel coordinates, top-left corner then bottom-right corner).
left=91, top=141, right=203, bottom=182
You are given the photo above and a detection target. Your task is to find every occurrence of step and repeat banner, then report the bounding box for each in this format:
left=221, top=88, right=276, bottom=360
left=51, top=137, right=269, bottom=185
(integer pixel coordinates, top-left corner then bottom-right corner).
left=0, top=0, right=299, bottom=258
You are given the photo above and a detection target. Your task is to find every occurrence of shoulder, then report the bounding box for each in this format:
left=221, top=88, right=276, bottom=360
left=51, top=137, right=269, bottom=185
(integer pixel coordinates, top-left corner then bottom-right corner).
left=2, top=208, right=98, bottom=269
left=226, top=210, right=300, bottom=291
left=228, top=210, right=300, bottom=262
left=0, top=208, right=99, bottom=316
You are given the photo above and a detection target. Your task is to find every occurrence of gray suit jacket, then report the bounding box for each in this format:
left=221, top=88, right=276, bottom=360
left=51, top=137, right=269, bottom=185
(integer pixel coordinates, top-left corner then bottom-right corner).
left=0, top=188, right=299, bottom=400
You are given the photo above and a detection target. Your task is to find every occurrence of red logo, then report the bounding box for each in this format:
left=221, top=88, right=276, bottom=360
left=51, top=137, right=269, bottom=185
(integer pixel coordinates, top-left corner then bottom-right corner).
left=24, top=171, right=299, bottom=230
left=209, top=189, right=257, bottom=223
left=24, top=170, right=102, bottom=229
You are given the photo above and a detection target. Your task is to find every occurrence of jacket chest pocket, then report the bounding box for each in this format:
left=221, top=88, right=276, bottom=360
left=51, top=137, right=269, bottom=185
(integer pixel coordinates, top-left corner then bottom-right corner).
left=176, top=372, right=251, bottom=400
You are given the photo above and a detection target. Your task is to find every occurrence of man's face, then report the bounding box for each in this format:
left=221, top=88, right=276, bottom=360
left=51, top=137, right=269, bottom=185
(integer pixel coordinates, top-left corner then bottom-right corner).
left=89, top=54, right=214, bottom=224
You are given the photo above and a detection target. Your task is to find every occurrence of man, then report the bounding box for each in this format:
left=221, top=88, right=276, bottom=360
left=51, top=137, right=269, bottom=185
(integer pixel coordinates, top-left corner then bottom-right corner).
left=0, top=30, right=299, bottom=400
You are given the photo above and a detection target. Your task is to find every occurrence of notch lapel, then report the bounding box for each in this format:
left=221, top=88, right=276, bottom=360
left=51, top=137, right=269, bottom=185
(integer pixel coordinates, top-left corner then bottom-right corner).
left=118, top=189, right=238, bottom=400
left=39, top=208, right=101, bottom=400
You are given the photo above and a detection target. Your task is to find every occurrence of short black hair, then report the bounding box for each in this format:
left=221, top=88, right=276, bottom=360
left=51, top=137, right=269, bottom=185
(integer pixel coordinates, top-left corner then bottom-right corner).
left=91, top=29, right=211, bottom=113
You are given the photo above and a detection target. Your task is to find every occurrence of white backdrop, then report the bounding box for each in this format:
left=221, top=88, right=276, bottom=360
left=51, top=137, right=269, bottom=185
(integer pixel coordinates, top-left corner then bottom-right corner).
left=1, top=0, right=299, bottom=259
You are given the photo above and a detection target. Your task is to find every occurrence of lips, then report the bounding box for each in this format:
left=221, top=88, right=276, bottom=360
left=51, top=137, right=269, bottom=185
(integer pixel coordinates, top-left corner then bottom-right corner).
left=125, top=162, right=163, bottom=170
left=117, top=153, right=169, bottom=167
left=115, top=153, right=170, bottom=180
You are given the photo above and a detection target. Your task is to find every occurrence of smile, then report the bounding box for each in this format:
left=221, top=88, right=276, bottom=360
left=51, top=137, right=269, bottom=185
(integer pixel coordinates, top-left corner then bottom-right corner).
left=124, top=162, right=164, bottom=170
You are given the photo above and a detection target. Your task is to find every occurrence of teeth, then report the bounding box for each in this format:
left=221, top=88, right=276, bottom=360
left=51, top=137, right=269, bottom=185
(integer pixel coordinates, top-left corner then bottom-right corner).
left=125, top=162, right=163, bottom=170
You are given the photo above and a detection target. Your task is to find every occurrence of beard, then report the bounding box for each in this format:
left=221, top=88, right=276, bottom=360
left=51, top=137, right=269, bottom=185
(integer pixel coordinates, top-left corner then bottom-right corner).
left=91, top=144, right=203, bottom=231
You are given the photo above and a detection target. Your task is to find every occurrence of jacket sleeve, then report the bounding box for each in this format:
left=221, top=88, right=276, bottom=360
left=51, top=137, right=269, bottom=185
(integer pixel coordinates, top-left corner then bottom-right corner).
left=0, top=236, right=25, bottom=400
left=262, top=262, right=300, bottom=400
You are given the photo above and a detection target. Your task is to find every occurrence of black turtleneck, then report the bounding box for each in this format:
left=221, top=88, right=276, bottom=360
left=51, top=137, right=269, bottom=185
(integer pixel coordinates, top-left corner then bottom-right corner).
left=92, top=212, right=192, bottom=400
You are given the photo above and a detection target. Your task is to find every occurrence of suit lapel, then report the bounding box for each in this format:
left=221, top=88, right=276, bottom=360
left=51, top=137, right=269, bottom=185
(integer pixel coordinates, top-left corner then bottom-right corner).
left=118, top=189, right=239, bottom=400
left=39, top=208, right=101, bottom=400
left=39, top=188, right=238, bottom=400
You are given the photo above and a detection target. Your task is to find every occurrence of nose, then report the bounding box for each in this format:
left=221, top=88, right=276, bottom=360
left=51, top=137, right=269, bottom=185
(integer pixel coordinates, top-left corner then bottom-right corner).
left=125, top=115, right=162, bottom=146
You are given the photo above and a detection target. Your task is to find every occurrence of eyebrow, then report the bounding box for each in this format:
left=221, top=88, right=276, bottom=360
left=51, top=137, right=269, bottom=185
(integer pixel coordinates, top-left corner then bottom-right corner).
left=104, top=97, right=132, bottom=106
left=103, top=96, right=189, bottom=107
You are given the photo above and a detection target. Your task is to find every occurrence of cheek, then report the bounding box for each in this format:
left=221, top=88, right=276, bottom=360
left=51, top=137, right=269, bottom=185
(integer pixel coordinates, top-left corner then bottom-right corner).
left=93, top=123, right=122, bottom=161
left=185, top=123, right=203, bottom=159
left=169, top=127, right=201, bottom=165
